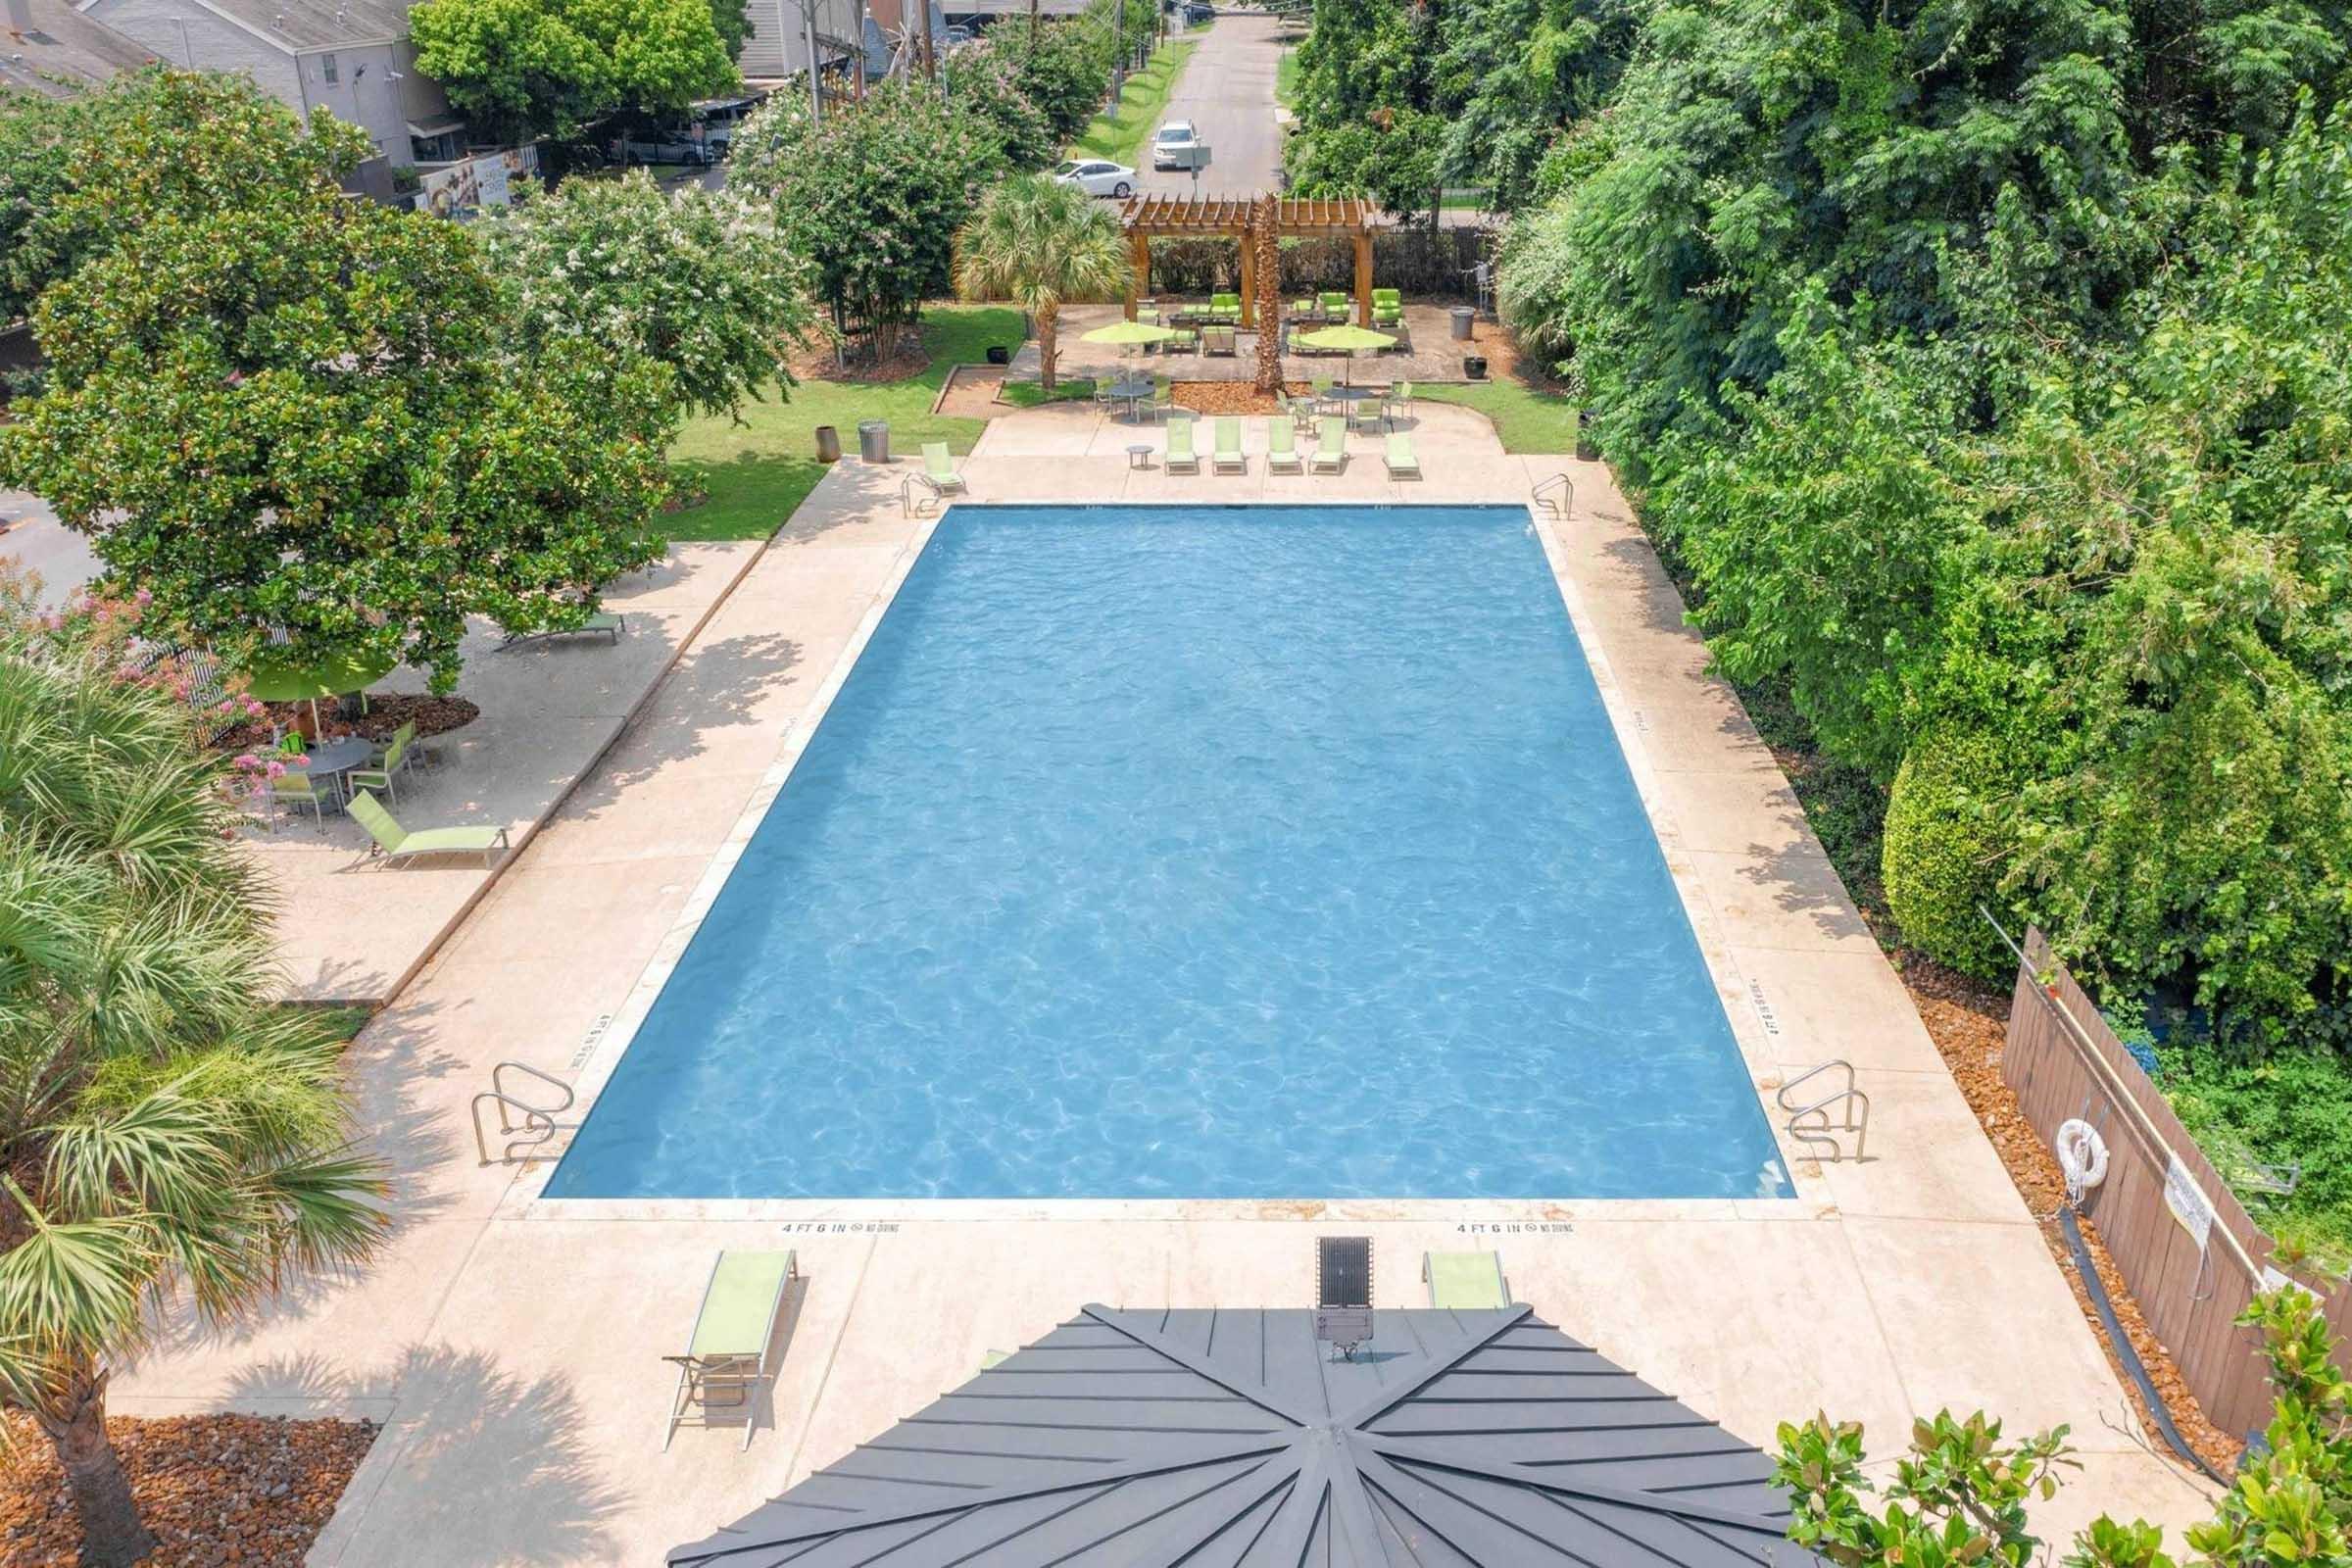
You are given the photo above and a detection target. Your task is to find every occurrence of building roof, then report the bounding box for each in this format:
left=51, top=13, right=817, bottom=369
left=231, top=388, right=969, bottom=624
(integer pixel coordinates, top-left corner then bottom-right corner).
left=184, top=0, right=413, bottom=52
left=670, top=1304, right=1826, bottom=1567
left=0, top=0, right=155, bottom=98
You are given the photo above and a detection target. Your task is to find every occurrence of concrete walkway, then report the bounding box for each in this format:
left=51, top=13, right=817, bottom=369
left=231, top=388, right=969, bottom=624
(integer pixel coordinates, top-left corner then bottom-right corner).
left=112, top=406, right=2215, bottom=1565
left=244, top=543, right=765, bottom=1003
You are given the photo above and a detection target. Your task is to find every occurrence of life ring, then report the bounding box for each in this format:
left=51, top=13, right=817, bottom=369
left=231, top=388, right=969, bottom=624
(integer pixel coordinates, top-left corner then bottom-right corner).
left=2055, top=1118, right=2108, bottom=1202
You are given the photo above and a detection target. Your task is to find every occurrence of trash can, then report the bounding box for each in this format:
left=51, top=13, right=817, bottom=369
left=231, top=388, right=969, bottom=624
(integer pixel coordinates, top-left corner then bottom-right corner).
left=858, top=419, right=890, bottom=463
left=1449, top=306, right=1476, bottom=341
left=1463, top=355, right=1489, bottom=379
left=813, top=424, right=841, bottom=464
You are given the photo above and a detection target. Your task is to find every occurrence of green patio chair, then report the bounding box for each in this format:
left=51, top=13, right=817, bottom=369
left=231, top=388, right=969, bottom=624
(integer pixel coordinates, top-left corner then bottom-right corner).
left=1266, top=418, right=1302, bottom=473
left=1212, top=416, right=1247, bottom=473
left=1310, top=377, right=1336, bottom=414
left=347, top=790, right=511, bottom=867
left=1166, top=324, right=1199, bottom=354
left=1311, top=416, right=1347, bottom=473
left=1151, top=374, right=1176, bottom=422
left=1204, top=324, right=1237, bottom=356
left=499, top=611, right=624, bottom=651
left=663, top=1250, right=799, bottom=1450
left=1210, top=292, right=1242, bottom=322
left=270, top=768, right=329, bottom=832
left=347, top=721, right=416, bottom=807
left=1371, top=287, right=1403, bottom=328
left=1320, top=290, right=1349, bottom=322
left=1385, top=431, right=1421, bottom=478
left=1137, top=303, right=1160, bottom=325
left=1384, top=378, right=1415, bottom=427
left=1291, top=297, right=1317, bottom=323
left=1423, top=1250, right=1510, bottom=1309
left=1166, top=416, right=1200, bottom=473
left=921, top=442, right=967, bottom=496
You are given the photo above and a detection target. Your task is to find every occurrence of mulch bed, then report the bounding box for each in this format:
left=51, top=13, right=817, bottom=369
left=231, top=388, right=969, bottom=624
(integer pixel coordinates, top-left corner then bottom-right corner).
left=216, top=693, right=478, bottom=757
left=1894, top=954, right=2244, bottom=1475
left=1171, top=381, right=1313, bottom=416
left=784, top=330, right=929, bottom=386
left=0, top=1413, right=375, bottom=1567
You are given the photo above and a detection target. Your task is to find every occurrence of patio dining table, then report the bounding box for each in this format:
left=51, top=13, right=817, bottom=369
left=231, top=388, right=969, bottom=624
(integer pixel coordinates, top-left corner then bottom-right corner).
left=294, top=736, right=376, bottom=809
left=1106, top=376, right=1156, bottom=421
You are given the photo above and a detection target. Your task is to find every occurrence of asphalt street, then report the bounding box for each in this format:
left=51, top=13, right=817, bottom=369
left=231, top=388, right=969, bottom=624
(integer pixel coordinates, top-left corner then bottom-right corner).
left=1138, top=12, right=1286, bottom=197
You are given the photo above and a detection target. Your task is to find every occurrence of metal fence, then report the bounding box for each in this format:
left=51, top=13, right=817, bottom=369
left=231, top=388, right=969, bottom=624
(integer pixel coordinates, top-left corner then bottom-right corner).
left=2002, top=926, right=2352, bottom=1439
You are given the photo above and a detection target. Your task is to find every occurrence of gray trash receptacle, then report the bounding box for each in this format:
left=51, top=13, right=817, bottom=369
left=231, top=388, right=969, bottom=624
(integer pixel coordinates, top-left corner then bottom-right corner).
left=813, top=424, right=841, bottom=464
left=1449, top=306, right=1476, bottom=340
left=858, top=419, right=890, bottom=463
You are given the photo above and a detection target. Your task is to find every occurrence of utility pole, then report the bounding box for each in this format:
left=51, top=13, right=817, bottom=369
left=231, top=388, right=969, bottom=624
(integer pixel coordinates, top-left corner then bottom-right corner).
left=851, top=0, right=866, bottom=96
left=917, top=0, right=937, bottom=77
left=1112, top=0, right=1126, bottom=99
left=804, top=0, right=823, bottom=122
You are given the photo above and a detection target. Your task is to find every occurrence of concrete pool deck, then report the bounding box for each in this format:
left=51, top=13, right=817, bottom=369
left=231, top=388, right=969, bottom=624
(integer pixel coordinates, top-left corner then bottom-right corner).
left=114, top=405, right=2217, bottom=1563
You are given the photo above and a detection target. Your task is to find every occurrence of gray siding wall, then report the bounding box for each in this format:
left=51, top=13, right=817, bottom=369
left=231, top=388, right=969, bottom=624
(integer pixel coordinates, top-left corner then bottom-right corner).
left=293, top=40, right=408, bottom=162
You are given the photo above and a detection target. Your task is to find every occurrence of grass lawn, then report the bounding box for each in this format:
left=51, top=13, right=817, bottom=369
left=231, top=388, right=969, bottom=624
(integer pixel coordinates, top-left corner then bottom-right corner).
left=1069, top=39, right=1199, bottom=168
left=663, top=307, right=1026, bottom=541
left=1276, top=47, right=1299, bottom=109
left=1416, top=375, right=1582, bottom=454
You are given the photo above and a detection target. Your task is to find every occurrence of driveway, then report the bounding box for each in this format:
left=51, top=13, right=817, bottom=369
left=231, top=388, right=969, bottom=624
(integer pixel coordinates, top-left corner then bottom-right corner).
left=0, top=493, right=98, bottom=609
left=1139, top=12, right=1285, bottom=197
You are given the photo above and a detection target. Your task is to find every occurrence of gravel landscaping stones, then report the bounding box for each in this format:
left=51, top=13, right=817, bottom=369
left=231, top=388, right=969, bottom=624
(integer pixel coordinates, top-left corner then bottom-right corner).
left=0, top=1413, right=374, bottom=1567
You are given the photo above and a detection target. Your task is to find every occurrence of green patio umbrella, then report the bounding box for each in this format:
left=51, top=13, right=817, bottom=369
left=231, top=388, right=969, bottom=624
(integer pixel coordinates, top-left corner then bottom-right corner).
left=1081, top=319, right=1179, bottom=346
left=240, top=646, right=398, bottom=732
left=1293, top=323, right=1396, bottom=386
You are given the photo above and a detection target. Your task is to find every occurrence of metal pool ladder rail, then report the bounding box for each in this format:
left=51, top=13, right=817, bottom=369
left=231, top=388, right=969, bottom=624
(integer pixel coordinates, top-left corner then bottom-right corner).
left=472, top=1061, right=578, bottom=1166
left=1530, top=472, right=1574, bottom=520
left=1778, top=1060, right=1870, bottom=1161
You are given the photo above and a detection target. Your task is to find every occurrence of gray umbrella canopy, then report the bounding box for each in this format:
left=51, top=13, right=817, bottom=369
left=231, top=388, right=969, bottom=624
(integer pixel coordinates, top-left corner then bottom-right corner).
left=670, top=1305, right=1828, bottom=1567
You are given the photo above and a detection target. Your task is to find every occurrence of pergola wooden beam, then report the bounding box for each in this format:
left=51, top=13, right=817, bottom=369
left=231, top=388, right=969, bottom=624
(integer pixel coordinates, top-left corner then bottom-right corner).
left=1120, top=194, right=1382, bottom=324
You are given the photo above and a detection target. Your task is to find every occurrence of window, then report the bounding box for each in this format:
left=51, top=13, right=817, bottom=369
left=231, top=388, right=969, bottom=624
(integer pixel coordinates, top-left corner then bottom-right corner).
left=321, top=52, right=337, bottom=83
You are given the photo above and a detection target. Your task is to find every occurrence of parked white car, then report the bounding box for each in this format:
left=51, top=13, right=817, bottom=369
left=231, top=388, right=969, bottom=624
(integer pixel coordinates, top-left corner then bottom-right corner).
left=1151, top=121, right=1208, bottom=171
left=1053, top=158, right=1138, bottom=198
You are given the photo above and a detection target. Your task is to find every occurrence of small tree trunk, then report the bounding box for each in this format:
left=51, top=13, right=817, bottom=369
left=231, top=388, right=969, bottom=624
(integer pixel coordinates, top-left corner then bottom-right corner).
left=36, top=1369, right=157, bottom=1567
left=1037, top=301, right=1059, bottom=393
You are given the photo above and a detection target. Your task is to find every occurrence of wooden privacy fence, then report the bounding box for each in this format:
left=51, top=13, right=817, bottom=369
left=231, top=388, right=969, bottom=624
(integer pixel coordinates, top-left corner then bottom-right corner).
left=2003, top=927, right=2352, bottom=1439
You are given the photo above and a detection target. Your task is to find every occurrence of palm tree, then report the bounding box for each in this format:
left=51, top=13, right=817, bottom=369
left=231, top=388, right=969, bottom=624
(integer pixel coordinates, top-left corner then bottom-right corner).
left=954, top=174, right=1133, bottom=394
left=0, top=624, right=389, bottom=1564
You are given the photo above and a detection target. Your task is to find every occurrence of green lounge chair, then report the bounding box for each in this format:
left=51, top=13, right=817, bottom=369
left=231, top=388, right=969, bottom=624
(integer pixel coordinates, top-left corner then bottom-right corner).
left=270, top=768, right=330, bottom=832
left=1267, top=418, right=1302, bottom=472
left=1291, top=296, right=1317, bottom=322
left=663, top=1250, right=799, bottom=1450
left=1320, top=290, right=1349, bottom=322
left=347, top=721, right=416, bottom=807
left=1203, top=324, right=1237, bottom=357
left=499, top=611, right=624, bottom=651
left=1385, top=431, right=1421, bottom=478
left=1371, top=287, right=1402, bottom=328
left=347, top=790, right=511, bottom=867
left=921, top=442, right=967, bottom=496
left=1166, top=416, right=1200, bottom=473
left=1212, top=416, right=1246, bottom=473
left=1423, top=1250, right=1510, bottom=1309
left=1166, top=324, right=1199, bottom=353
left=1311, top=416, right=1347, bottom=473
left=1210, top=292, right=1242, bottom=322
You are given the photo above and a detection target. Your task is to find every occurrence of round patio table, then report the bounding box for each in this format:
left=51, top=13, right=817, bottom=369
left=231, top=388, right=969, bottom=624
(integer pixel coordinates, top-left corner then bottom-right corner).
left=1107, top=377, right=1155, bottom=421
left=294, top=736, right=375, bottom=809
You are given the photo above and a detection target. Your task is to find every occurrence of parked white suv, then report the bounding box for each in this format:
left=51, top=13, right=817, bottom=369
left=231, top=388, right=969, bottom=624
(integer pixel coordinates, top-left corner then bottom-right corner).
left=1151, top=121, right=1208, bottom=171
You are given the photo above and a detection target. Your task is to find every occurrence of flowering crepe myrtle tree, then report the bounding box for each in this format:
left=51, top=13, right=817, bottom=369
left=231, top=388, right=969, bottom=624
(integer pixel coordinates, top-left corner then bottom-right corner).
left=730, top=77, right=1005, bottom=363
left=478, top=171, right=817, bottom=425
left=0, top=76, right=670, bottom=690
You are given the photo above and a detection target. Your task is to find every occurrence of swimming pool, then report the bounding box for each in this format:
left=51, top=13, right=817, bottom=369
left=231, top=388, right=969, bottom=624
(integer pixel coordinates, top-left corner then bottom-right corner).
left=546, top=505, right=1789, bottom=1200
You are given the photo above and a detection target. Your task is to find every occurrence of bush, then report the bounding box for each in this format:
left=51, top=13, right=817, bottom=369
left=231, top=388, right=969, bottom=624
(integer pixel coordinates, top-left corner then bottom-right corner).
left=1882, top=729, right=2020, bottom=978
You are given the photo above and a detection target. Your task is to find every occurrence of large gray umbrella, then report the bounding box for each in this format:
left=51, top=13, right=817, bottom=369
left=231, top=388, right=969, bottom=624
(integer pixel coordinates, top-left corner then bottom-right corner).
left=669, top=1304, right=1828, bottom=1566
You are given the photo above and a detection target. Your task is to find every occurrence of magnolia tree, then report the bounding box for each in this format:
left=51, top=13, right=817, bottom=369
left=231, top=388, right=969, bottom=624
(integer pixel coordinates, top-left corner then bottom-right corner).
left=478, top=171, right=817, bottom=423
left=0, top=72, right=668, bottom=688
left=1777, top=1288, right=2352, bottom=1567
left=411, top=0, right=738, bottom=142
left=730, top=78, right=1003, bottom=362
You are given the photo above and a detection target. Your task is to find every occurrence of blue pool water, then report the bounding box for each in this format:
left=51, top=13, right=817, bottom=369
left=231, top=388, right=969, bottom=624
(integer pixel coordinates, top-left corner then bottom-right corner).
left=546, top=505, right=1789, bottom=1200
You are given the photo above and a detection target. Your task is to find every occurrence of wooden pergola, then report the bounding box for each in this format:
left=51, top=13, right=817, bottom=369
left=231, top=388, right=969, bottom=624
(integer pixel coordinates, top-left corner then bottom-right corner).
left=1120, top=195, right=1381, bottom=328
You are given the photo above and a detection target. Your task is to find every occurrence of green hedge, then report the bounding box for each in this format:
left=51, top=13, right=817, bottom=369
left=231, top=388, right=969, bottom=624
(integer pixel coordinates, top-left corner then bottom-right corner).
left=1882, top=729, right=2018, bottom=979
